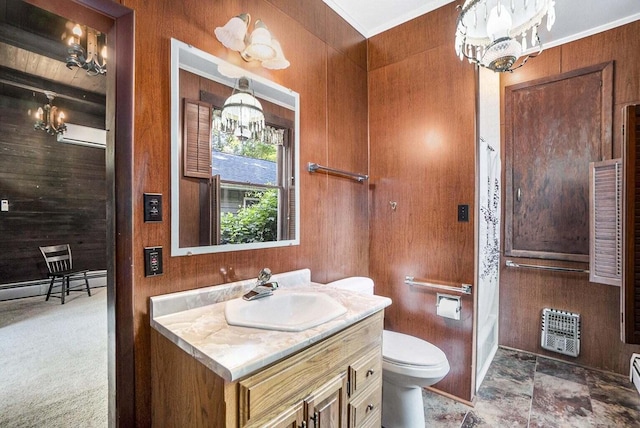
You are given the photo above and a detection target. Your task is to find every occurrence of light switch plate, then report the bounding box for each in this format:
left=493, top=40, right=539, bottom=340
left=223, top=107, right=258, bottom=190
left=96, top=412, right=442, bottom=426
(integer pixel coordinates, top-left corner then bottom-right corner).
left=1, top=200, right=8, bottom=212
left=144, top=193, right=162, bottom=222
left=458, top=204, right=469, bottom=222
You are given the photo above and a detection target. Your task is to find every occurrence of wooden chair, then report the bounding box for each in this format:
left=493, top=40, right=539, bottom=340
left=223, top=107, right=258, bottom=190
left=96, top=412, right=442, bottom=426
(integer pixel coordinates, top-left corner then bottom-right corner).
left=39, top=244, right=91, bottom=304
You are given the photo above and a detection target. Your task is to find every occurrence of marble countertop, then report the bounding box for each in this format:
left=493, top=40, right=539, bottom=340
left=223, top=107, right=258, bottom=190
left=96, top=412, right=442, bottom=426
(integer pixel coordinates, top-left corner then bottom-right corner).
left=150, top=269, right=391, bottom=382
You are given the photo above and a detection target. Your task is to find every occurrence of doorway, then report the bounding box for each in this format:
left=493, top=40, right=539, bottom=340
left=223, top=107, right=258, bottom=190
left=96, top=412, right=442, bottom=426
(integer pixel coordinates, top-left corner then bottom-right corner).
left=2, top=0, right=135, bottom=425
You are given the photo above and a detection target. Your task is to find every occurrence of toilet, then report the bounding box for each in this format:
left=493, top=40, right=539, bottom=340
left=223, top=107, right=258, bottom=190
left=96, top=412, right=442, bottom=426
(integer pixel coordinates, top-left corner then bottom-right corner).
left=326, top=277, right=450, bottom=428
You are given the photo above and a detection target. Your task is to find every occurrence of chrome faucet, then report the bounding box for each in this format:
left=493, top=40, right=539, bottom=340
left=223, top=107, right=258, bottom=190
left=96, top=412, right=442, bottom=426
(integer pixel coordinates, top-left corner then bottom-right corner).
left=242, top=268, right=279, bottom=301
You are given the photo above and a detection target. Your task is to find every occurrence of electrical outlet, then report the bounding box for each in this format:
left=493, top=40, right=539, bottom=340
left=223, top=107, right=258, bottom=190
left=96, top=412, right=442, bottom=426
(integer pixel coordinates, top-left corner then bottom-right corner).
left=144, top=247, right=163, bottom=277
left=144, top=193, right=162, bottom=222
left=458, top=204, right=469, bottom=222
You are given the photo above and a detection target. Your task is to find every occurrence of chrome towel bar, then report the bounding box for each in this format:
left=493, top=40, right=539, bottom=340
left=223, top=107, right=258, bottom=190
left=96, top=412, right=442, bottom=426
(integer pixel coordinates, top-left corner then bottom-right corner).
left=307, top=162, right=368, bottom=182
left=505, top=260, right=589, bottom=274
left=404, top=276, right=472, bottom=295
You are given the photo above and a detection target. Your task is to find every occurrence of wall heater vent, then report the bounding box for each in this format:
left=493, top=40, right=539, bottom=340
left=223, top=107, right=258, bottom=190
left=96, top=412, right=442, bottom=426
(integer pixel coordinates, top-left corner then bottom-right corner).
left=630, top=354, right=640, bottom=396
left=541, top=308, right=581, bottom=357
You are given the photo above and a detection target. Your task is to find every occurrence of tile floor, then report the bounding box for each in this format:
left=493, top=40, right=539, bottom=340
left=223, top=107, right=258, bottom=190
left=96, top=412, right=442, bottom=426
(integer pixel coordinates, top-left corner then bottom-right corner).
left=422, top=347, right=640, bottom=427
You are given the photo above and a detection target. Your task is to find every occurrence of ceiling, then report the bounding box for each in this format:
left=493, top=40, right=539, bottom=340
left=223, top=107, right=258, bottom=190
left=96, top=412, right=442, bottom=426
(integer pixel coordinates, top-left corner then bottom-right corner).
left=0, top=0, right=106, bottom=116
left=324, top=0, right=640, bottom=46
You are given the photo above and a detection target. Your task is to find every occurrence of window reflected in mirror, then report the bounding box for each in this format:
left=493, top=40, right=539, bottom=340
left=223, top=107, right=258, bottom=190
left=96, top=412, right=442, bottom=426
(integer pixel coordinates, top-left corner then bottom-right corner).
left=171, top=39, right=299, bottom=256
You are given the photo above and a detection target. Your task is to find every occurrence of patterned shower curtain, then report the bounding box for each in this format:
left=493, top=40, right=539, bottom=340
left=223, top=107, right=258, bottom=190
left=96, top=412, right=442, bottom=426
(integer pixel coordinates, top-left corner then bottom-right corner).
left=478, top=137, right=500, bottom=327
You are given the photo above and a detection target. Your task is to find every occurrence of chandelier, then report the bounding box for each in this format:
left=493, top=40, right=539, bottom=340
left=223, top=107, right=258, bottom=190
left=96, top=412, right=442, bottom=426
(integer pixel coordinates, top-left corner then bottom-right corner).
left=215, top=76, right=265, bottom=141
left=212, top=77, right=285, bottom=145
left=214, top=13, right=290, bottom=70
left=66, top=24, right=107, bottom=76
left=455, top=0, right=556, bottom=72
left=32, top=91, right=66, bottom=136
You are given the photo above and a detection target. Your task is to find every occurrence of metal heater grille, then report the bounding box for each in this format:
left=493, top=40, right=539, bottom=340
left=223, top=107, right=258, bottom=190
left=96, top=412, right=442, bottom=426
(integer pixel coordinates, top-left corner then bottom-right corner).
left=541, top=308, right=581, bottom=357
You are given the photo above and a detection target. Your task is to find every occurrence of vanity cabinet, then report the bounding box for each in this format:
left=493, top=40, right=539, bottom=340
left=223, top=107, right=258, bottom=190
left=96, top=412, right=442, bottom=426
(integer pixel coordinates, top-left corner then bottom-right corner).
left=151, top=310, right=383, bottom=427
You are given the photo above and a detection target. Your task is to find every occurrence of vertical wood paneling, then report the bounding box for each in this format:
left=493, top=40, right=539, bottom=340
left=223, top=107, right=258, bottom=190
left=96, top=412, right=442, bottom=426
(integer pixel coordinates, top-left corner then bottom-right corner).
left=116, top=0, right=368, bottom=424
left=368, top=2, right=477, bottom=400
left=0, top=95, right=106, bottom=283
left=326, top=46, right=369, bottom=281
left=500, top=21, right=640, bottom=374
left=368, top=4, right=458, bottom=72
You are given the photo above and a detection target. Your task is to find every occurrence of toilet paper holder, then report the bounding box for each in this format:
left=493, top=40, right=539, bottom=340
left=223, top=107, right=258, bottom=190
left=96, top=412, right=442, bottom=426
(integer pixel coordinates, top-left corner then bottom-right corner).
left=436, top=294, right=461, bottom=320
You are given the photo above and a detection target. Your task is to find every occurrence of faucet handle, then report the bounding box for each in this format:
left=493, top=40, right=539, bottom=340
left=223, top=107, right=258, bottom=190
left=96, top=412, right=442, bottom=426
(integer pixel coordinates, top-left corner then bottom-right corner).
left=257, top=268, right=272, bottom=285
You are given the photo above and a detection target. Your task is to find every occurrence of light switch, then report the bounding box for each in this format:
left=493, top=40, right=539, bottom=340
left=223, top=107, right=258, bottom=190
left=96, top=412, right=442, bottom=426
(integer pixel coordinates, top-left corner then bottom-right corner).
left=1, top=200, right=8, bottom=212
left=144, top=193, right=162, bottom=222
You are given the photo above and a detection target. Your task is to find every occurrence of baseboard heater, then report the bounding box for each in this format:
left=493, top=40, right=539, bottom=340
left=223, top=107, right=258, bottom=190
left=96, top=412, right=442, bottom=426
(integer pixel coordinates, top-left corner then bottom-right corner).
left=541, top=308, right=581, bottom=357
left=631, top=354, right=640, bottom=395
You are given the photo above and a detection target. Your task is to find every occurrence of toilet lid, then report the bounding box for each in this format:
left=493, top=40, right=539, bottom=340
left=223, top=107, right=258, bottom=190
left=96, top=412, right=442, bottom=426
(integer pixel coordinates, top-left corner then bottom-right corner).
left=383, top=330, right=447, bottom=367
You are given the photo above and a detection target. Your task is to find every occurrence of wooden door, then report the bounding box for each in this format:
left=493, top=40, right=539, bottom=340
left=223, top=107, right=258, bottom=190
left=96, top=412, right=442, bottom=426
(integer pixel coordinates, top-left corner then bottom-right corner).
left=623, top=104, right=640, bottom=344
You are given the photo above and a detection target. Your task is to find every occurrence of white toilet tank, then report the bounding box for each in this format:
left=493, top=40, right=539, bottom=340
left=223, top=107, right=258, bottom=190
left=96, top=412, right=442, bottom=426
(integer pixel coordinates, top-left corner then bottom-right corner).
left=325, top=277, right=374, bottom=295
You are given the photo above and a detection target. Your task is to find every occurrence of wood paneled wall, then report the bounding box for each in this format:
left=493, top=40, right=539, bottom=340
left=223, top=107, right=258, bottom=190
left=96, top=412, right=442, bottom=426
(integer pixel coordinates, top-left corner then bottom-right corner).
left=119, top=0, right=369, bottom=425
left=499, top=20, right=640, bottom=374
left=0, top=92, right=106, bottom=283
left=368, top=2, right=477, bottom=401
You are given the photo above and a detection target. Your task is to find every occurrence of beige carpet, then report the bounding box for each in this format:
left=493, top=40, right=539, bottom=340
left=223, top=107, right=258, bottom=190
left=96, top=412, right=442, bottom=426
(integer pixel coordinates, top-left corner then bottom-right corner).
left=0, top=287, right=108, bottom=427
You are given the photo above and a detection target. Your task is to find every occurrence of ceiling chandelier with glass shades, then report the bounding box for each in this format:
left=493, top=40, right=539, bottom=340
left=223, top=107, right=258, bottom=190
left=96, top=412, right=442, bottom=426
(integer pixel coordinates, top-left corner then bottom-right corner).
left=455, top=0, right=556, bottom=72
left=212, top=76, right=285, bottom=145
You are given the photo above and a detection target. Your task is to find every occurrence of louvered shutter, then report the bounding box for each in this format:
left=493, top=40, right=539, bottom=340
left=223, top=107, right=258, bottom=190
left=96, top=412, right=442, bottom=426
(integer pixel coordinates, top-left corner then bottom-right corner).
left=589, top=158, right=622, bottom=286
left=183, top=99, right=212, bottom=178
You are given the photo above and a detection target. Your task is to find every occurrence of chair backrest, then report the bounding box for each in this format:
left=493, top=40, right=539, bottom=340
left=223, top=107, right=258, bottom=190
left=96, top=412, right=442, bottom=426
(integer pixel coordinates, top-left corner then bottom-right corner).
left=39, top=244, right=73, bottom=274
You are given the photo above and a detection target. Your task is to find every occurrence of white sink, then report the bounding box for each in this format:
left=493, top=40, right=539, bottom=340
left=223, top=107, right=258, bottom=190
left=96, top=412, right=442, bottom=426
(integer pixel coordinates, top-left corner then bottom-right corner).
left=224, top=291, right=347, bottom=332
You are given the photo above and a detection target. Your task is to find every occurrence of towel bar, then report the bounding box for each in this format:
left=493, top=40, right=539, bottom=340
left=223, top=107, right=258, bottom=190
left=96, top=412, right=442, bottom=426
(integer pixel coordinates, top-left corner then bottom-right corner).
left=404, top=276, right=472, bottom=295
left=307, top=162, right=368, bottom=182
left=505, top=260, right=589, bottom=274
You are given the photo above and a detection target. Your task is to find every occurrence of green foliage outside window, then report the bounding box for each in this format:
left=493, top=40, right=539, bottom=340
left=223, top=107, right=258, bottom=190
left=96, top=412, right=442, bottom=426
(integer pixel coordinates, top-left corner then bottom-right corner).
left=220, top=189, right=278, bottom=244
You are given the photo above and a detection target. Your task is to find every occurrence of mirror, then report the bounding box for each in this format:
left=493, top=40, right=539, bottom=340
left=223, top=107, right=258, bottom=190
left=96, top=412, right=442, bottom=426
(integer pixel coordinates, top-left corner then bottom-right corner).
left=171, top=39, right=300, bottom=256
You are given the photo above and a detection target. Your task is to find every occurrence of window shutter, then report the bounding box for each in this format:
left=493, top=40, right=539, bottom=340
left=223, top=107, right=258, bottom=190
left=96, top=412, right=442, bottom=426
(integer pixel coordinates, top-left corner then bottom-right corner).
left=589, top=158, right=622, bottom=286
left=183, top=99, right=212, bottom=178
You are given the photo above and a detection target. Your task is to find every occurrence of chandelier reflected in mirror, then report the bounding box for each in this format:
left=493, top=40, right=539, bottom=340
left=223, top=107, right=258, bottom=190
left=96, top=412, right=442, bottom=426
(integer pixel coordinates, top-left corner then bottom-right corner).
left=455, top=0, right=556, bottom=72
left=31, top=91, right=67, bottom=136
left=213, top=77, right=285, bottom=145
left=66, top=24, right=107, bottom=76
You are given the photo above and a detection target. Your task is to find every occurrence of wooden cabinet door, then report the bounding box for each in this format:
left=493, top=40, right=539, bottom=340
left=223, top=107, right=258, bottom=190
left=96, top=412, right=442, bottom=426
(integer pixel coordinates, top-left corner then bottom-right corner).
left=505, top=62, right=613, bottom=261
left=305, top=375, right=346, bottom=428
left=263, top=402, right=305, bottom=428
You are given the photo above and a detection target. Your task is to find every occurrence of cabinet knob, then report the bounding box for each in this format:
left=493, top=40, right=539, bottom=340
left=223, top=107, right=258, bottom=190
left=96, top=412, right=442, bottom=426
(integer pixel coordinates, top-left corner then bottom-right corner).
left=366, top=368, right=374, bottom=377
left=366, top=404, right=374, bottom=412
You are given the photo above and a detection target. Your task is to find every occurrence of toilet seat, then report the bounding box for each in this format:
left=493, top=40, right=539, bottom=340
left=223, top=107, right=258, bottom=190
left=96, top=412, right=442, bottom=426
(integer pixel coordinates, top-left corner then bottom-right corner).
left=382, top=330, right=450, bottom=379
left=383, top=330, right=447, bottom=366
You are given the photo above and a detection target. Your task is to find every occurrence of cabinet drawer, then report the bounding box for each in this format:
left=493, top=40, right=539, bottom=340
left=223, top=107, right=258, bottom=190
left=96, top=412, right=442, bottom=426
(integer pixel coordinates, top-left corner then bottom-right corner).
left=349, top=347, right=381, bottom=398
left=348, top=383, right=381, bottom=427
left=239, top=312, right=383, bottom=426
